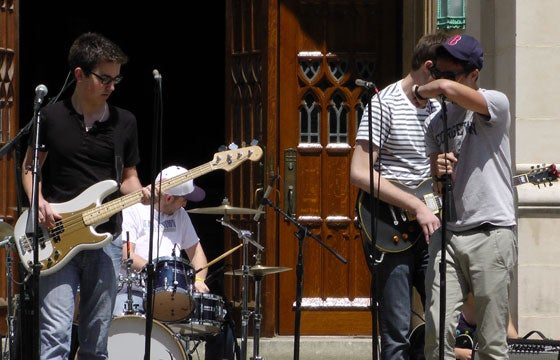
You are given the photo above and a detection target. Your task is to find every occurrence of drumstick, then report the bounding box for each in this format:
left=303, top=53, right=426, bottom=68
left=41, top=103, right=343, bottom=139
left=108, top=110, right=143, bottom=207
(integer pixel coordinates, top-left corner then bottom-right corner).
left=195, top=243, right=243, bottom=273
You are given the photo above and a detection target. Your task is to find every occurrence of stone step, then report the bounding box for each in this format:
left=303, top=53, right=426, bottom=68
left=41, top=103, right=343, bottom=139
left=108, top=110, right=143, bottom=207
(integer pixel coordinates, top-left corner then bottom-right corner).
left=190, top=336, right=375, bottom=360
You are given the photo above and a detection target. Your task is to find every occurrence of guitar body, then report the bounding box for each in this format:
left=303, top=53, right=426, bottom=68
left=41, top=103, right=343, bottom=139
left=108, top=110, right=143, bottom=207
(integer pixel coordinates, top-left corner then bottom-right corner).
left=356, top=179, right=439, bottom=254
left=14, top=145, right=263, bottom=276
left=14, top=180, right=119, bottom=276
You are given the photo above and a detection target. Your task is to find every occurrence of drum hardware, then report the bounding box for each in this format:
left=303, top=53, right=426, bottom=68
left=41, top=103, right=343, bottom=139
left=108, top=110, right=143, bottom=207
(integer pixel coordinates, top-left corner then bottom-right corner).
left=0, top=221, right=14, bottom=242
left=118, top=258, right=143, bottom=315
left=218, top=217, right=264, bottom=360
left=225, top=264, right=291, bottom=277
left=188, top=197, right=265, bottom=215
left=224, top=258, right=291, bottom=359
left=0, top=225, right=16, bottom=360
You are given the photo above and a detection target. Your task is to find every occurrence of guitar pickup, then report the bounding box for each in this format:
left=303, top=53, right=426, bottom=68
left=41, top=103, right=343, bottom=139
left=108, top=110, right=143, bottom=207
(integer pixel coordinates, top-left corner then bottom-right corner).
left=424, top=193, right=441, bottom=214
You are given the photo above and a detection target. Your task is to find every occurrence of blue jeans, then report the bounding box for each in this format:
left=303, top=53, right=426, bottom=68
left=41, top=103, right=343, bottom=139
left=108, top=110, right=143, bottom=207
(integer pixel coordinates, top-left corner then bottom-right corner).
left=40, top=248, right=117, bottom=360
left=374, top=241, right=428, bottom=360
left=104, top=233, right=123, bottom=281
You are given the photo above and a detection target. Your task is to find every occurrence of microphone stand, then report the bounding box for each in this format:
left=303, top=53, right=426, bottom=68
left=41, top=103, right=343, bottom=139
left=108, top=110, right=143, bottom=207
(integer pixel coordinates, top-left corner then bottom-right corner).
left=24, top=107, right=43, bottom=360
left=1, top=79, right=74, bottom=360
left=0, top=99, right=40, bottom=360
left=361, top=83, right=380, bottom=359
left=259, top=197, right=347, bottom=360
left=438, top=96, right=456, bottom=359
left=144, top=70, right=163, bottom=360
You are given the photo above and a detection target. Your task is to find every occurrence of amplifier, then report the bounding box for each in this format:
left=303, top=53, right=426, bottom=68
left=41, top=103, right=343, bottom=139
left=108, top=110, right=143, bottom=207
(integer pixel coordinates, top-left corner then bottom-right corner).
left=507, top=337, right=560, bottom=360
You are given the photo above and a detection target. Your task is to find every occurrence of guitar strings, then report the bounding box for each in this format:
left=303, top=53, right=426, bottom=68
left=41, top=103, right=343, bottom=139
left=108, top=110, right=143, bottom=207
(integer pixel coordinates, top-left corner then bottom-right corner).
left=26, top=148, right=258, bottom=268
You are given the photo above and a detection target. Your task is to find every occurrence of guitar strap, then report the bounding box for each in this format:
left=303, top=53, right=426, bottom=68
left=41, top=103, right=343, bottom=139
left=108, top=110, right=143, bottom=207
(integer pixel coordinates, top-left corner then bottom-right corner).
left=112, top=108, right=124, bottom=188
left=114, top=155, right=123, bottom=188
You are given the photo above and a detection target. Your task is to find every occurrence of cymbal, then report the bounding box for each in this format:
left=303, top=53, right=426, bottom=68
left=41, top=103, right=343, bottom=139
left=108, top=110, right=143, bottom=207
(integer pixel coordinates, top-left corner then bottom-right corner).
left=188, top=204, right=263, bottom=215
left=225, top=264, right=292, bottom=277
left=0, top=222, right=13, bottom=239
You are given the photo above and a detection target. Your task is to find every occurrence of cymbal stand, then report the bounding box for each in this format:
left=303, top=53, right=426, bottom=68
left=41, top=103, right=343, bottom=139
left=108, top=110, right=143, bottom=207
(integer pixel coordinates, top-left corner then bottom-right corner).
left=251, top=252, right=264, bottom=360
left=217, top=217, right=264, bottom=360
left=0, top=236, right=14, bottom=360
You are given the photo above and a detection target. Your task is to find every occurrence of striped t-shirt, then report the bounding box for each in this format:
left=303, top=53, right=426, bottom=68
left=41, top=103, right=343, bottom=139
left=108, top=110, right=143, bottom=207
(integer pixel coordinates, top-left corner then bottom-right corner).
left=356, top=79, right=441, bottom=187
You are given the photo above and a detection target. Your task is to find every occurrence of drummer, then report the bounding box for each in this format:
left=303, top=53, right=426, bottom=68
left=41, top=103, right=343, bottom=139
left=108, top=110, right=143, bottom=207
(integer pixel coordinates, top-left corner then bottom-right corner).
left=114, top=165, right=235, bottom=360
left=114, top=165, right=210, bottom=315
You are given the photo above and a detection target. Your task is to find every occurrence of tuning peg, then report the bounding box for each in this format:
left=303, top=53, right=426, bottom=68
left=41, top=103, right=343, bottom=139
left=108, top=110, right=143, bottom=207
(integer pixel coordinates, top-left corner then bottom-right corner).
left=250, top=139, right=259, bottom=146
left=228, top=143, right=238, bottom=150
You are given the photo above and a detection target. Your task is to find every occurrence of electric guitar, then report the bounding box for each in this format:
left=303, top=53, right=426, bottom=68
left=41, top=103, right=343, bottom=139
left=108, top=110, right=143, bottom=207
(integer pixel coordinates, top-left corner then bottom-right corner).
left=356, top=163, right=558, bottom=253
left=14, top=145, right=263, bottom=276
left=513, top=163, right=558, bottom=187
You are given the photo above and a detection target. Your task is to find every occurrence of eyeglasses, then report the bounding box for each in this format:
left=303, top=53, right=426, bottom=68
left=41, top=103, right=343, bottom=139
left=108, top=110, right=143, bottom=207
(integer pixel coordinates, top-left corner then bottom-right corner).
left=429, top=66, right=471, bottom=80
left=90, top=71, right=124, bottom=85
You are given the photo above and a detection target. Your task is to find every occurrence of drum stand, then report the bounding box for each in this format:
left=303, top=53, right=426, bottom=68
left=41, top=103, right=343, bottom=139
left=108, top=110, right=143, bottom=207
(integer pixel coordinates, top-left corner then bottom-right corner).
left=0, top=235, right=15, bottom=360
left=119, top=258, right=141, bottom=315
left=251, top=260, right=264, bottom=360
left=218, top=217, right=264, bottom=360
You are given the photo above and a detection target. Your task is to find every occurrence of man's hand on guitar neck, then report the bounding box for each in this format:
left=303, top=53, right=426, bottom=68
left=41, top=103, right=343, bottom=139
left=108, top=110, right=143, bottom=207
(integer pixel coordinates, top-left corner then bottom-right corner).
left=140, top=185, right=154, bottom=205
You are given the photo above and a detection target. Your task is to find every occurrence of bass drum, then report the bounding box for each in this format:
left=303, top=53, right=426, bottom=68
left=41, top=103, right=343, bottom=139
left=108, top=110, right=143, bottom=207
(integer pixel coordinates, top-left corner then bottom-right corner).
left=74, top=315, right=186, bottom=360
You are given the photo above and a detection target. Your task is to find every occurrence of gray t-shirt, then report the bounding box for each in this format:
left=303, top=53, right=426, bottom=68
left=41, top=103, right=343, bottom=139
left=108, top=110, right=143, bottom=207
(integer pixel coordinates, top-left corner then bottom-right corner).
left=425, top=88, right=516, bottom=231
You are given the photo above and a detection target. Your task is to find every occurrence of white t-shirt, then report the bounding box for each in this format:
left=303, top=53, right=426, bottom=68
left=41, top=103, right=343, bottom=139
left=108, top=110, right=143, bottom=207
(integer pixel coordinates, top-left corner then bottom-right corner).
left=122, top=203, right=200, bottom=261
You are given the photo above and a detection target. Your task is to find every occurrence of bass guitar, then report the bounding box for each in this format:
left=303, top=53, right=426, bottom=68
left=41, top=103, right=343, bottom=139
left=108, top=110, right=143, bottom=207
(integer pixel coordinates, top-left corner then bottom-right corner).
left=14, top=145, right=263, bottom=276
left=356, top=163, right=558, bottom=253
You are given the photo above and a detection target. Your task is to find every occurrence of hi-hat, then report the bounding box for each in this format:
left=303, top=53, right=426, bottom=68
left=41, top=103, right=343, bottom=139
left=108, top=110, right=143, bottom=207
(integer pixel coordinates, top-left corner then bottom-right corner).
left=0, top=221, right=13, bottom=239
left=188, top=204, right=263, bottom=215
left=225, top=264, right=292, bottom=277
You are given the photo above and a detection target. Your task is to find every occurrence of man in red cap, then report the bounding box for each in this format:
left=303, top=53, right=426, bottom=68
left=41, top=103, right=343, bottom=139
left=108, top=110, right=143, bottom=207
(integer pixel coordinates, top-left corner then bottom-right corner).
left=414, top=34, right=517, bottom=360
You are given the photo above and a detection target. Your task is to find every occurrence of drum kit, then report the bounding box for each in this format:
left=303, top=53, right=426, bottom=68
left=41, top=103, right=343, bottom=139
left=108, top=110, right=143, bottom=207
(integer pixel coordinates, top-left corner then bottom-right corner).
left=110, top=198, right=291, bottom=360
left=0, top=200, right=290, bottom=360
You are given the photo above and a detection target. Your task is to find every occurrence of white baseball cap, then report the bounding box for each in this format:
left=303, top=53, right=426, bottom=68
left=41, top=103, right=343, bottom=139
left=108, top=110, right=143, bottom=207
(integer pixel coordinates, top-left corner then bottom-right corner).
left=155, top=165, right=206, bottom=202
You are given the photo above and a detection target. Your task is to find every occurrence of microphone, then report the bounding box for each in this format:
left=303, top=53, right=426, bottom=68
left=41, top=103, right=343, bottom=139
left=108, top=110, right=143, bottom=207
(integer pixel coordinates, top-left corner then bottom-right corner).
left=355, top=79, right=377, bottom=90
left=152, top=69, right=161, bottom=80
left=33, top=84, right=48, bottom=112
left=253, top=174, right=279, bottom=221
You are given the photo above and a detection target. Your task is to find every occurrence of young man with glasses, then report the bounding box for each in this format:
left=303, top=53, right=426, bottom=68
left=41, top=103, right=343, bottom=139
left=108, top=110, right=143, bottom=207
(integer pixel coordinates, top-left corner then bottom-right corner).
left=414, top=34, right=517, bottom=360
left=21, top=32, right=150, bottom=359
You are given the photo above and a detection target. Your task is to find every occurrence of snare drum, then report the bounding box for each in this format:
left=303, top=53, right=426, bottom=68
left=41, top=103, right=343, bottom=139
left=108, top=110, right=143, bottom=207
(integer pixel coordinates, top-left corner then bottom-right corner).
left=147, top=256, right=195, bottom=322
left=74, top=315, right=186, bottom=360
left=168, top=293, right=225, bottom=337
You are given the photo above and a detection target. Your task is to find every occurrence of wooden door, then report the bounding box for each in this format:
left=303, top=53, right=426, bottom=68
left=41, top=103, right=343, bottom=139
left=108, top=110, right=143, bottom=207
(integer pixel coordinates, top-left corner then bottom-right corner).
left=275, top=1, right=402, bottom=335
left=223, top=0, right=428, bottom=337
